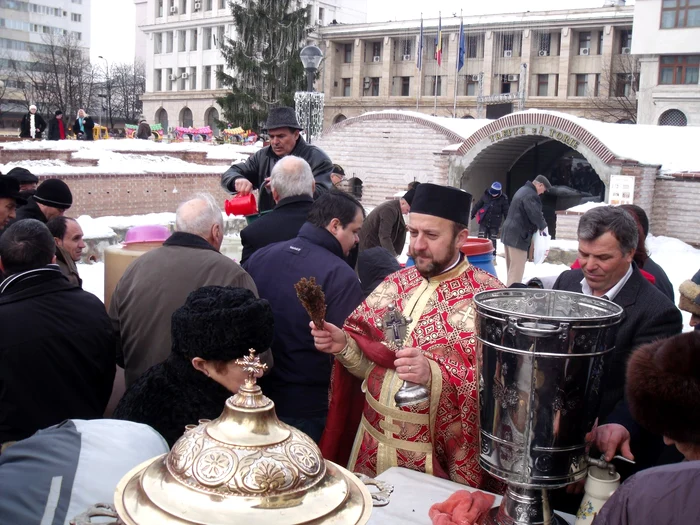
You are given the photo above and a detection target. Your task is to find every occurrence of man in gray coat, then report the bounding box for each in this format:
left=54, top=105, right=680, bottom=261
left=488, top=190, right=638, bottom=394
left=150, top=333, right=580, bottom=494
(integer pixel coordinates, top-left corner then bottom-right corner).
left=109, top=194, right=258, bottom=387
left=358, top=186, right=416, bottom=258
left=500, top=175, right=551, bottom=285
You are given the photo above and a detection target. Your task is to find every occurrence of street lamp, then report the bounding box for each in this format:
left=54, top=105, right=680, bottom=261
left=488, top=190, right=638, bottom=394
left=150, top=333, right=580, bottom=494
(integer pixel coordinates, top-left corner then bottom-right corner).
left=299, top=45, right=323, bottom=143
left=98, top=55, right=110, bottom=130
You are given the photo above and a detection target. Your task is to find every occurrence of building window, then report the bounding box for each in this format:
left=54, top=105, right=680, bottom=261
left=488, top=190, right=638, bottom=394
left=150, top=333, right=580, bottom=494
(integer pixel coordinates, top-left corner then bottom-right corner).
left=342, top=78, right=351, bottom=96
left=466, top=79, right=478, bottom=96
left=401, top=76, right=410, bottom=96
left=217, top=26, right=225, bottom=47
left=190, top=29, right=197, bottom=51
left=155, top=69, right=162, bottom=91
left=619, top=29, right=633, bottom=53
left=615, top=73, right=637, bottom=97
left=598, top=31, right=604, bottom=55
left=206, top=0, right=212, bottom=10
left=154, top=33, right=163, bottom=54
left=216, top=64, right=223, bottom=88
left=661, top=0, right=700, bottom=29
left=71, top=0, right=82, bottom=3
left=371, top=41, right=382, bottom=61
left=538, top=33, right=551, bottom=55
left=659, top=109, right=688, bottom=126
left=73, top=31, right=81, bottom=40
left=467, top=35, right=479, bottom=58
left=579, top=32, right=591, bottom=54
left=178, top=67, right=186, bottom=90
left=576, top=74, right=588, bottom=96
left=594, top=73, right=600, bottom=96
left=71, top=13, right=81, bottom=22
left=219, top=0, right=225, bottom=8
left=204, top=27, right=212, bottom=50
left=190, top=67, right=197, bottom=89
left=204, top=65, right=211, bottom=89
left=554, top=74, right=559, bottom=96
left=659, top=55, right=700, bottom=84
left=178, top=30, right=186, bottom=52
left=343, top=43, right=352, bottom=63
left=396, top=39, right=412, bottom=61
left=427, top=76, right=442, bottom=96
left=537, top=74, right=549, bottom=96
left=180, top=0, right=187, bottom=14
left=318, top=7, right=324, bottom=25
left=166, top=31, right=173, bottom=53
left=370, top=77, right=380, bottom=96
left=502, top=33, right=514, bottom=55
left=167, top=68, right=174, bottom=90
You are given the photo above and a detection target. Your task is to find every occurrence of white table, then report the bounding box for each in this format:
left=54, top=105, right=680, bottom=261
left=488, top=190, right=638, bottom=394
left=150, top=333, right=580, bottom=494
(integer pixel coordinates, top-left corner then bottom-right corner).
left=367, top=467, right=575, bottom=524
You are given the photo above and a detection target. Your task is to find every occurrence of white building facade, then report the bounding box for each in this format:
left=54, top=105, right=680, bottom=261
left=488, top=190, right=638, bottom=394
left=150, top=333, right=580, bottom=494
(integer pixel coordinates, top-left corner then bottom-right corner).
left=633, top=0, right=700, bottom=126
left=0, top=0, right=92, bottom=128
left=134, top=0, right=367, bottom=134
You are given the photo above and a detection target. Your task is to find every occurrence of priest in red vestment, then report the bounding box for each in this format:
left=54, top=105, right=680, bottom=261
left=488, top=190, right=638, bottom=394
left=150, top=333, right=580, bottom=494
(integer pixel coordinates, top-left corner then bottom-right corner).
left=312, top=183, right=504, bottom=489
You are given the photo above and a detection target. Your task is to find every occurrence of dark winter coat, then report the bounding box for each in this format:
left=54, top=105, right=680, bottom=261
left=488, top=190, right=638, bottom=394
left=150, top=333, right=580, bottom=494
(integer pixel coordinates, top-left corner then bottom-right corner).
left=592, top=461, right=700, bottom=525
left=19, top=112, right=47, bottom=139
left=221, top=136, right=333, bottom=212
left=239, top=194, right=313, bottom=265
left=501, top=181, right=548, bottom=251
left=553, top=266, right=683, bottom=472
left=112, top=352, right=232, bottom=447
left=1, top=197, right=48, bottom=236
left=109, top=232, right=257, bottom=387
left=73, top=116, right=95, bottom=140
left=136, top=121, right=151, bottom=140
left=358, top=199, right=406, bottom=258
left=644, top=256, right=674, bottom=302
left=47, top=116, right=66, bottom=140
left=0, top=266, right=116, bottom=443
left=357, top=247, right=401, bottom=298
left=243, top=223, right=364, bottom=420
left=471, top=190, right=510, bottom=229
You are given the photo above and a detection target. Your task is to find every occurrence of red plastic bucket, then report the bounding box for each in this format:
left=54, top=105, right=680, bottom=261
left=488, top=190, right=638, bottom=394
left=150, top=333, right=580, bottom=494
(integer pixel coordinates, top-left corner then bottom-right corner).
left=461, top=237, right=495, bottom=256
left=224, top=194, right=258, bottom=216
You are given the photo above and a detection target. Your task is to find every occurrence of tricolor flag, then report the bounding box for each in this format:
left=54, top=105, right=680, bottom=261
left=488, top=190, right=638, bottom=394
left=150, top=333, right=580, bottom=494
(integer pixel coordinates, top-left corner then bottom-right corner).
left=435, top=13, right=443, bottom=66
left=457, top=18, right=465, bottom=72
left=417, top=16, right=424, bottom=71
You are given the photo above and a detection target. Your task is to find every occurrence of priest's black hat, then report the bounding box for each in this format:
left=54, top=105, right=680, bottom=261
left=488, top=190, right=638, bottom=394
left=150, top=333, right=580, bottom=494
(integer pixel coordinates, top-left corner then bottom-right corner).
left=410, top=183, right=472, bottom=226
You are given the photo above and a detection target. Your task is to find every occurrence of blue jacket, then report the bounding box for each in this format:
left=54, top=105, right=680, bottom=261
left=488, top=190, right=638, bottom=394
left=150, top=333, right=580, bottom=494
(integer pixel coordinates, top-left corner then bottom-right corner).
left=243, top=223, right=364, bottom=419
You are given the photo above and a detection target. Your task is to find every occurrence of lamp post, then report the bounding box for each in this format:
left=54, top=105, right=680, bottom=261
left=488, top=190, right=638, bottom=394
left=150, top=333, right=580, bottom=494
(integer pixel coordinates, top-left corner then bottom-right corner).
left=299, top=45, right=323, bottom=143
left=98, top=55, right=110, bottom=130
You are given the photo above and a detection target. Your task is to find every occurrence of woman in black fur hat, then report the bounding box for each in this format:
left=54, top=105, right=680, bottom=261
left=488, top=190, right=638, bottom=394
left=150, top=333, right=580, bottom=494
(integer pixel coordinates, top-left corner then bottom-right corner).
left=593, top=331, right=700, bottom=525
left=113, top=286, right=274, bottom=446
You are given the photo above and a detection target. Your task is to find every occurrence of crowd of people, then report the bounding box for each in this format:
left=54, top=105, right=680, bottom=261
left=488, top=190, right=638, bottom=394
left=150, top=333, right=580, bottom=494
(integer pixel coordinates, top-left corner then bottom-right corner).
left=19, top=105, right=97, bottom=141
left=0, top=105, right=699, bottom=524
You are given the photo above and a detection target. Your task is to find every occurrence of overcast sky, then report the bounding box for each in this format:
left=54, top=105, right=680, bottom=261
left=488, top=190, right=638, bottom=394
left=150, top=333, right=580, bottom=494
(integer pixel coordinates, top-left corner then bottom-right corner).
left=92, top=0, right=635, bottom=65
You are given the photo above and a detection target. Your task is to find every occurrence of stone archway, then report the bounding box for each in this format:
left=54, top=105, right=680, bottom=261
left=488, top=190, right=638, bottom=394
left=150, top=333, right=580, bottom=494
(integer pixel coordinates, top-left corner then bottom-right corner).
left=179, top=107, right=193, bottom=128
left=205, top=107, right=220, bottom=136
left=332, top=113, right=347, bottom=124
left=155, top=108, right=168, bottom=131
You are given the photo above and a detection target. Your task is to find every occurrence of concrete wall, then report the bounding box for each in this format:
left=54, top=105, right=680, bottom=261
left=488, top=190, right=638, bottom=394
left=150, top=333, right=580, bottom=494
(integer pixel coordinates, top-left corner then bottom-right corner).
left=632, top=0, right=700, bottom=55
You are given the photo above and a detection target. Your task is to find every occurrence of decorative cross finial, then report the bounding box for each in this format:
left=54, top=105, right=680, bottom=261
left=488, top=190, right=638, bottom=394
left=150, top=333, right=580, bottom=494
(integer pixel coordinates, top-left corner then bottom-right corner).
left=235, top=348, right=268, bottom=386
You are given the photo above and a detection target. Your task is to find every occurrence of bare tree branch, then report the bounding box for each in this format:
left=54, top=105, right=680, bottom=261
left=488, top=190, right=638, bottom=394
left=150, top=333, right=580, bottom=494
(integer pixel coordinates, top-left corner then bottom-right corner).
left=586, top=54, right=640, bottom=123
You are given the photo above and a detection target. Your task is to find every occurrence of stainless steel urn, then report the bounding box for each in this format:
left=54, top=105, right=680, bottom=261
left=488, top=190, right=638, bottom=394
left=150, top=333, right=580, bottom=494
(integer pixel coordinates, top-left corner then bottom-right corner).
left=474, top=289, right=623, bottom=525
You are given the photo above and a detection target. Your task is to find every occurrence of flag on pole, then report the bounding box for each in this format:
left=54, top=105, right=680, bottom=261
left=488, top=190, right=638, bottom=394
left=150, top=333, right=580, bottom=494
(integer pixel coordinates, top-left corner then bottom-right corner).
left=417, top=16, right=423, bottom=71
left=435, top=14, right=443, bottom=67
left=457, top=18, right=466, bottom=72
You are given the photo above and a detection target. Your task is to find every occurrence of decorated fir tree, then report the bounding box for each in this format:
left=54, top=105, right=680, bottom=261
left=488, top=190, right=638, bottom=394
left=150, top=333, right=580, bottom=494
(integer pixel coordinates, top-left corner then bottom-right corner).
left=217, top=0, right=310, bottom=132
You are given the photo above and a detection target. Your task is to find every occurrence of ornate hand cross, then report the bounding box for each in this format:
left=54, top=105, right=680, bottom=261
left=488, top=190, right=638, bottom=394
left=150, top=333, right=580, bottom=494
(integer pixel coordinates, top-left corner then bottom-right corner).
left=376, top=303, right=412, bottom=352
left=235, top=348, right=268, bottom=386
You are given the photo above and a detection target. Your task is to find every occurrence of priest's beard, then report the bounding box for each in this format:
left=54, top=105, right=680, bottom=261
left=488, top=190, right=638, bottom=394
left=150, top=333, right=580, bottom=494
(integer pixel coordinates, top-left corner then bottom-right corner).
left=410, top=247, right=460, bottom=279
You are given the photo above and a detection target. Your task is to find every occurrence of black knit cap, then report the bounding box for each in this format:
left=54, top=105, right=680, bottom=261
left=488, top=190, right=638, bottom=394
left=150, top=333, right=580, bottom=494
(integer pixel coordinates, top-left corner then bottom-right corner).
left=6, top=167, right=39, bottom=185
left=34, top=178, right=72, bottom=209
left=263, top=106, right=303, bottom=131
left=410, top=183, right=472, bottom=226
left=171, top=286, right=274, bottom=362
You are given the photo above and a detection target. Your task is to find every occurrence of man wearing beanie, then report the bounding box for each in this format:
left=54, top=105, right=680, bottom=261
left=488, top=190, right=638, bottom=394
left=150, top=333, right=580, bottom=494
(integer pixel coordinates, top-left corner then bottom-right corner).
left=312, top=183, right=504, bottom=489
left=358, top=184, right=417, bottom=258
left=593, top=332, right=700, bottom=525
left=48, top=110, right=67, bottom=141
left=113, top=286, right=274, bottom=447
left=9, top=178, right=72, bottom=229
left=679, top=269, right=700, bottom=330
left=470, top=181, right=510, bottom=260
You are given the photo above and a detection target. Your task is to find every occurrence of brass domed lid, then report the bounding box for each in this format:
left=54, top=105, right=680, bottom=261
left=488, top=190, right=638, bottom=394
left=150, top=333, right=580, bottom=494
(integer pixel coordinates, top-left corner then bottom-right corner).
left=114, top=350, right=372, bottom=525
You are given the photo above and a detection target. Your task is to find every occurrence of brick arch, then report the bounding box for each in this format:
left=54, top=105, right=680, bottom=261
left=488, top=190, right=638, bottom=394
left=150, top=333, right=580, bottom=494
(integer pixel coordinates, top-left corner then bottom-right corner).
left=322, top=111, right=467, bottom=143
left=456, top=112, right=617, bottom=164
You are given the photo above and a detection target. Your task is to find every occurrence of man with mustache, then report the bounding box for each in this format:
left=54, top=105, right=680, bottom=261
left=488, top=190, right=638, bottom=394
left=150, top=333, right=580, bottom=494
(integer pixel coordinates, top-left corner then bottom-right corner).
left=220, top=107, right=333, bottom=213
left=311, top=183, right=504, bottom=490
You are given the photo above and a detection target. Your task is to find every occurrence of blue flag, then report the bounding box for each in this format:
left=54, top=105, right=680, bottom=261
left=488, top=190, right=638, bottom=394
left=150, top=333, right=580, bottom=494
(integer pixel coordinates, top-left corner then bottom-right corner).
left=457, top=18, right=466, bottom=72
left=417, top=17, right=423, bottom=70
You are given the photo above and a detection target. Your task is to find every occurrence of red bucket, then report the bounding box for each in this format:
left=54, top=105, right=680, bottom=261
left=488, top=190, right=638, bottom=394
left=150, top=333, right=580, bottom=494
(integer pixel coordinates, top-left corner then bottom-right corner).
left=224, top=194, right=258, bottom=216
left=460, top=237, right=495, bottom=256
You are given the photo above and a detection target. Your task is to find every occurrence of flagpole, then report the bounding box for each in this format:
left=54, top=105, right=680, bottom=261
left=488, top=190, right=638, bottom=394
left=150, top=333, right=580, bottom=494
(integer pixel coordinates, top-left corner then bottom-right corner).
left=453, top=12, right=462, bottom=118
left=416, top=14, right=423, bottom=112
left=433, top=12, right=440, bottom=115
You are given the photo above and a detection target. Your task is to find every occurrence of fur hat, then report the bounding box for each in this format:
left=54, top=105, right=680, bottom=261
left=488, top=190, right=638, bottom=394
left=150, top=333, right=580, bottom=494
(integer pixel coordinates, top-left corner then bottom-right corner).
left=626, top=331, right=700, bottom=444
left=679, top=271, right=700, bottom=317
left=171, top=286, right=274, bottom=362
left=34, top=179, right=72, bottom=209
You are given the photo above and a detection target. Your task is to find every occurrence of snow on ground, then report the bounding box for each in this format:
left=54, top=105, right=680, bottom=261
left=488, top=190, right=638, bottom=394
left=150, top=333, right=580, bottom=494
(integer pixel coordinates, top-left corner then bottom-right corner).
left=1, top=138, right=260, bottom=155
left=76, top=216, right=118, bottom=240
left=565, top=201, right=608, bottom=214
left=78, top=262, right=104, bottom=303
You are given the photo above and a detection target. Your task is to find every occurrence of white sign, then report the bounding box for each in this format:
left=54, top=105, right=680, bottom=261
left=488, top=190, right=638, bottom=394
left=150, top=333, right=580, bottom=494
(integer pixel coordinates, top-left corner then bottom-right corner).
left=608, top=175, right=635, bottom=205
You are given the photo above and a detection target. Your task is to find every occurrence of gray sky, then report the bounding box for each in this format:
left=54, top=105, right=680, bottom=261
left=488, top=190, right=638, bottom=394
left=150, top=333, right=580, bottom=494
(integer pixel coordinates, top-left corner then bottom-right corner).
left=92, top=0, right=635, bottom=65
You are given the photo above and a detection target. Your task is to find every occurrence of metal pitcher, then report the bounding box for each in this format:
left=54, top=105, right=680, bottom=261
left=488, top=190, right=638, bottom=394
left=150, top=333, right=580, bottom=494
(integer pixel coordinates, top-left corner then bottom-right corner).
left=474, top=289, right=623, bottom=525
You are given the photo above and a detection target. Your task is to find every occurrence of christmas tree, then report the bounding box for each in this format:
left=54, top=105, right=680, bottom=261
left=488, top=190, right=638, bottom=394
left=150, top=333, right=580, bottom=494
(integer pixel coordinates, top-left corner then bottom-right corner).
left=217, top=0, right=310, bottom=132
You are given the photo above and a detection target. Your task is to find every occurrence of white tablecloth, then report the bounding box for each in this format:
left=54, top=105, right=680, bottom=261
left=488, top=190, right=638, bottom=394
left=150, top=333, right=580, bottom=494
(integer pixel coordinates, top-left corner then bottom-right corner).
left=367, top=467, right=575, bottom=524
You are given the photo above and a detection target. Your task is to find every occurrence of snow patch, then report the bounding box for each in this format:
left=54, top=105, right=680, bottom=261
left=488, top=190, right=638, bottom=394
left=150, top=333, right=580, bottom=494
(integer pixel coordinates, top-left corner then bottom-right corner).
left=565, top=201, right=608, bottom=214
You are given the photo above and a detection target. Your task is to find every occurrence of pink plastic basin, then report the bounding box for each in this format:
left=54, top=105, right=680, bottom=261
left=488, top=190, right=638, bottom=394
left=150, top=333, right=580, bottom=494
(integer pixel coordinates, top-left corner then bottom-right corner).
left=124, top=225, right=171, bottom=245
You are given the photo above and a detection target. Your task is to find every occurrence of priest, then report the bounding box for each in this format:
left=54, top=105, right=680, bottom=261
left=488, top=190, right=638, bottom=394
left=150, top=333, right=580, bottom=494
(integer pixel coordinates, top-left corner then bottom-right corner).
left=311, top=183, right=504, bottom=489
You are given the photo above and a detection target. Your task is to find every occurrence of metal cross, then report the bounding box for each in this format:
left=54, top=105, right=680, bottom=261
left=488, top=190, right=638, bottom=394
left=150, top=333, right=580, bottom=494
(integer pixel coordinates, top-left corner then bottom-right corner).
left=235, top=348, right=268, bottom=385
left=377, top=303, right=412, bottom=351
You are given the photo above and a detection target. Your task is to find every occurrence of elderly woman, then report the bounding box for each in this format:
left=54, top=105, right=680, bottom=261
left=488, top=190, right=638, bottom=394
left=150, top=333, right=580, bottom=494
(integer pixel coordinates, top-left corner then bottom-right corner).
left=72, top=109, right=95, bottom=140
left=113, top=286, right=274, bottom=446
left=593, top=331, right=700, bottom=524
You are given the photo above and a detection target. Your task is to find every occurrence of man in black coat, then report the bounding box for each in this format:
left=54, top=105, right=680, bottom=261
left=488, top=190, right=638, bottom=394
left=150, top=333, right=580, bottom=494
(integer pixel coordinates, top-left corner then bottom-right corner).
left=243, top=191, right=365, bottom=442
left=0, top=220, right=116, bottom=445
left=19, top=105, right=46, bottom=139
left=239, top=155, right=315, bottom=265
left=470, top=181, right=510, bottom=258
left=4, top=179, right=73, bottom=234
left=221, top=107, right=333, bottom=213
left=552, top=206, right=682, bottom=473
left=501, top=175, right=551, bottom=285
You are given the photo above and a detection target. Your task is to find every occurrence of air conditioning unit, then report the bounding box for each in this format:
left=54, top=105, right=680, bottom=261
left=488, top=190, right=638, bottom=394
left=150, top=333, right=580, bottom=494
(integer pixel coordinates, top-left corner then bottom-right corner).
left=507, top=74, right=519, bottom=82
left=372, top=56, right=381, bottom=62
left=580, top=47, right=590, bottom=56
left=471, top=74, right=480, bottom=81
left=168, top=74, right=177, bottom=81
left=194, top=1, right=201, bottom=10
left=402, top=54, right=412, bottom=61
left=181, top=72, right=189, bottom=79
left=621, top=47, right=631, bottom=55
left=170, top=5, right=177, bottom=13
left=504, top=50, right=513, bottom=58
left=538, top=50, right=549, bottom=57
